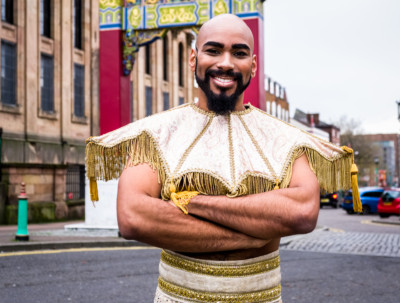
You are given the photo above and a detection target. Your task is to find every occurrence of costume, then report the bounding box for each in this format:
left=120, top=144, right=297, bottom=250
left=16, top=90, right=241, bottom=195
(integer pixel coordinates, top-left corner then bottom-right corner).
left=85, top=103, right=360, bottom=302
left=154, top=250, right=282, bottom=303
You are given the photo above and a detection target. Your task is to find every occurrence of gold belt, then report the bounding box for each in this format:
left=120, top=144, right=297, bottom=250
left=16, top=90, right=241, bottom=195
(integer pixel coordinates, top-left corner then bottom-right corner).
left=158, top=250, right=281, bottom=302
left=161, top=250, right=280, bottom=277
left=158, top=277, right=281, bottom=303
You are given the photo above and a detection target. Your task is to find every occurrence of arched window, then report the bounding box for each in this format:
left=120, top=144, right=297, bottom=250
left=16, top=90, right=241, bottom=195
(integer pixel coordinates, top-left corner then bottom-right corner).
left=163, top=35, right=168, bottom=81
left=178, top=42, right=183, bottom=87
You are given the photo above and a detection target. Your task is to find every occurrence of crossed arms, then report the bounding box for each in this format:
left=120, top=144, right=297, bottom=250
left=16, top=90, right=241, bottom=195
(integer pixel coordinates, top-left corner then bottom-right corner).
left=117, top=154, right=320, bottom=253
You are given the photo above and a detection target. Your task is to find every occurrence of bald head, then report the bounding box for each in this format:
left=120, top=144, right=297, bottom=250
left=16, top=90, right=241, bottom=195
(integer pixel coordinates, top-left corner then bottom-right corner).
left=196, top=14, right=255, bottom=52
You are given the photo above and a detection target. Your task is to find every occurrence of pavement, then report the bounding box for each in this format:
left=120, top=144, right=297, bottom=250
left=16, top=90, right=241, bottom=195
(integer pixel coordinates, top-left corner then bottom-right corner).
left=0, top=221, right=144, bottom=253
left=1, top=216, right=399, bottom=253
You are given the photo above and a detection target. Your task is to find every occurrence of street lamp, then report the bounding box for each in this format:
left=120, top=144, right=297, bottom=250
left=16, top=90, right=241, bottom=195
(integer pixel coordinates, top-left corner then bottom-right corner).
left=397, top=100, right=400, bottom=122
left=374, top=156, right=379, bottom=186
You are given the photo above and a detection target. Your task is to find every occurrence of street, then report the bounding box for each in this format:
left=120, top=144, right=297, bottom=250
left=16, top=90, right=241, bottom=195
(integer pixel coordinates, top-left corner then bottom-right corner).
left=1, top=208, right=399, bottom=303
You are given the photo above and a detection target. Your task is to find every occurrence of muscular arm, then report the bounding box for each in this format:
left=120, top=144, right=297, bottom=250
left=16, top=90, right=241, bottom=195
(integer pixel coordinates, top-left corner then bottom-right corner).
left=117, top=163, right=268, bottom=253
left=188, top=155, right=321, bottom=239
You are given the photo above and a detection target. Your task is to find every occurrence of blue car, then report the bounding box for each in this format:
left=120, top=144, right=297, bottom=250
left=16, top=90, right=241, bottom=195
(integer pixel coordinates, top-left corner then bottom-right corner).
left=341, top=187, right=384, bottom=214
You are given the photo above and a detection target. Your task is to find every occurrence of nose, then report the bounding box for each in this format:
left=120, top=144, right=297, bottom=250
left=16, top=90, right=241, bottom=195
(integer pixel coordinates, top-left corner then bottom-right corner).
left=216, top=52, right=234, bottom=71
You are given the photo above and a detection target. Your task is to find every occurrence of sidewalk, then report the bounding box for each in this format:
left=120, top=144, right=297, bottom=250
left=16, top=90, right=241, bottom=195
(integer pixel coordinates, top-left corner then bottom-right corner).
left=1, top=216, right=399, bottom=253
left=0, top=221, right=143, bottom=253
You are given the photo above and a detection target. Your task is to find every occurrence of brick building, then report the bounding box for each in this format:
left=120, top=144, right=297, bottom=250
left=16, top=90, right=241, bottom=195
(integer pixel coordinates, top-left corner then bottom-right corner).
left=264, top=76, right=289, bottom=122
left=361, top=133, right=399, bottom=187
left=292, top=109, right=340, bottom=144
left=0, top=0, right=100, bottom=223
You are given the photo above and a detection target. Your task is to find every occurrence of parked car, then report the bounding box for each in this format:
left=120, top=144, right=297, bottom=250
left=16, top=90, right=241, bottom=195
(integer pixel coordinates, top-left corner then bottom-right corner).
left=320, top=192, right=339, bottom=208
left=341, top=187, right=384, bottom=214
left=377, top=188, right=400, bottom=218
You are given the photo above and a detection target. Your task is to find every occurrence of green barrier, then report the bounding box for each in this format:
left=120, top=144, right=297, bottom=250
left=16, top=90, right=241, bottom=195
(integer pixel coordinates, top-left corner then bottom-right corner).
left=15, top=182, right=29, bottom=241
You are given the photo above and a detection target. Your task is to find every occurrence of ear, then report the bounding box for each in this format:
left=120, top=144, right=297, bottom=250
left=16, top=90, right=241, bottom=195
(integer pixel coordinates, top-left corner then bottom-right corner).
left=251, top=54, right=257, bottom=78
left=189, top=49, right=197, bottom=72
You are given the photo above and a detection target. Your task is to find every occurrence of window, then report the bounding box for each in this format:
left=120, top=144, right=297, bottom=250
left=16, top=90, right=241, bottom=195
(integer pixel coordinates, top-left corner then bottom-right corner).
left=1, top=40, right=17, bottom=106
left=163, top=92, right=169, bottom=111
left=163, top=36, right=168, bottom=81
left=1, top=0, right=13, bottom=24
left=145, top=44, right=151, bottom=75
left=382, top=191, right=400, bottom=202
left=178, top=43, right=183, bottom=87
left=40, top=54, right=54, bottom=112
left=66, top=165, right=85, bottom=200
left=179, top=97, right=184, bottom=105
left=362, top=191, right=383, bottom=198
left=74, top=63, right=84, bottom=117
left=40, top=0, right=51, bottom=38
left=73, top=0, right=82, bottom=49
left=145, top=86, right=152, bottom=116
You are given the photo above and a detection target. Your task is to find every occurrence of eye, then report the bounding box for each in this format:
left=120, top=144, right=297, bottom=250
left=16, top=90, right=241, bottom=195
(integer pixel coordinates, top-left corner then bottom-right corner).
left=234, top=51, right=248, bottom=58
left=205, top=48, right=220, bottom=55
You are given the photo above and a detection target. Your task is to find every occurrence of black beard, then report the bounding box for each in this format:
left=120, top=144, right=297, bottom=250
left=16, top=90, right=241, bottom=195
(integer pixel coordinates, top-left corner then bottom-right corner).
left=195, top=59, right=251, bottom=115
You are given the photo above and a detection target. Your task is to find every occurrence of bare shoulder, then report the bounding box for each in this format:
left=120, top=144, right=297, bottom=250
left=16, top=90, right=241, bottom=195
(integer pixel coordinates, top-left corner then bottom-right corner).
left=118, top=163, right=161, bottom=198
left=289, top=154, right=319, bottom=191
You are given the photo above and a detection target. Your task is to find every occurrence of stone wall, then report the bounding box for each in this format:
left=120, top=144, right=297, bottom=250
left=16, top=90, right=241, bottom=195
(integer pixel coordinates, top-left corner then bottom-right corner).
left=1, top=166, right=85, bottom=224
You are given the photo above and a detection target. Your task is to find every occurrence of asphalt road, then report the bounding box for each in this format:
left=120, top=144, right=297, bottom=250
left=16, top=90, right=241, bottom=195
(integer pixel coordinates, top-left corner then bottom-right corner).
left=1, top=209, right=399, bottom=303
left=317, top=207, right=400, bottom=233
left=1, top=248, right=398, bottom=303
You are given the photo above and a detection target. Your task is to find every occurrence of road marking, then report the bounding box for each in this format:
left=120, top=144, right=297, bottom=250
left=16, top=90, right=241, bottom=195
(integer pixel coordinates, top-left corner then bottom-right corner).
left=361, top=220, right=400, bottom=227
left=0, top=246, right=159, bottom=258
left=328, top=228, right=345, bottom=233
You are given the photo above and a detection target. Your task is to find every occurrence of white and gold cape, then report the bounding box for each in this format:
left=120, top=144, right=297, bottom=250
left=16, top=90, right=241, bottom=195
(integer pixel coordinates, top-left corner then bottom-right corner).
left=86, top=103, right=361, bottom=211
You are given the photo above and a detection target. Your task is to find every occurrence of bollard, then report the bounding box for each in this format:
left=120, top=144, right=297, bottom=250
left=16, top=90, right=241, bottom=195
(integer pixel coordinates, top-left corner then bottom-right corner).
left=15, top=182, right=29, bottom=241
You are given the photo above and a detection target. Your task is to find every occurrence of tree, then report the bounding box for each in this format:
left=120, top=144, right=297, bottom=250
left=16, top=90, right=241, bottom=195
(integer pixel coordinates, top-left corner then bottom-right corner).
left=336, top=116, right=382, bottom=186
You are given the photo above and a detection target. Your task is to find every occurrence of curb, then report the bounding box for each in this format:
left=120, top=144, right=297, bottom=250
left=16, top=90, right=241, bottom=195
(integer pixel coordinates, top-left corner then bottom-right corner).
left=371, top=219, right=400, bottom=226
left=0, top=240, right=149, bottom=253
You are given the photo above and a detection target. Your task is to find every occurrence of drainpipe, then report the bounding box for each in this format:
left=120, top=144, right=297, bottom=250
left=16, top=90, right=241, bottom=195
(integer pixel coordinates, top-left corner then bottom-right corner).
left=0, top=127, right=2, bottom=182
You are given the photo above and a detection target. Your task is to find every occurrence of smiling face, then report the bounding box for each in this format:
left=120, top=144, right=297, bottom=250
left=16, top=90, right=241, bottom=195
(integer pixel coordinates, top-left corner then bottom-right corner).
left=190, top=14, right=257, bottom=114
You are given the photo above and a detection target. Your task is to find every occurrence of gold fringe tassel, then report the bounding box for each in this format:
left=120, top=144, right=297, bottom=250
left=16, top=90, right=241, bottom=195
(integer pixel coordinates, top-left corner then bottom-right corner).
left=169, top=182, right=199, bottom=214
left=341, top=146, right=362, bottom=213
left=85, top=132, right=167, bottom=202
left=89, top=177, right=99, bottom=202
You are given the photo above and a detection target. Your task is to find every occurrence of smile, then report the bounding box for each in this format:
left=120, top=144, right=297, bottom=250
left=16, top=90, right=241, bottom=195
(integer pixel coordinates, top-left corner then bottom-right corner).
left=212, top=76, right=236, bottom=87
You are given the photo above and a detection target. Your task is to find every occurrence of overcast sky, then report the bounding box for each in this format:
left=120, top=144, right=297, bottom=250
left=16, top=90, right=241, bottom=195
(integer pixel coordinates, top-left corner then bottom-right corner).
left=263, top=0, right=400, bottom=134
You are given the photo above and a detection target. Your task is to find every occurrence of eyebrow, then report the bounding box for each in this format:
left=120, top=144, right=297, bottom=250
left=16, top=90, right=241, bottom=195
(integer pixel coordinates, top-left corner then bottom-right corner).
left=203, top=41, right=251, bottom=51
left=232, top=43, right=250, bottom=51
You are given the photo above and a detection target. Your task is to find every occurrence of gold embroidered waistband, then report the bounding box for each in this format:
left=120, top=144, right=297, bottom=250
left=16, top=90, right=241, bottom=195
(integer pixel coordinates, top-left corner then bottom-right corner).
left=158, top=277, right=281, bottom=303
left=161, top=250, right=280, bottom=277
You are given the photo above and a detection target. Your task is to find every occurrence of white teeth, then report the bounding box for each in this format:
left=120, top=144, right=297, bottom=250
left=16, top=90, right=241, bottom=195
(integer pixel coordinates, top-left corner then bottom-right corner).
left=215, top=77, right=233, bottom=83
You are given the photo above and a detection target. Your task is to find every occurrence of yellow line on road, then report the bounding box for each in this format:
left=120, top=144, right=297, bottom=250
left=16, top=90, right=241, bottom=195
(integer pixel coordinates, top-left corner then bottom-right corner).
left=0, top=246, right=159, bottom=258
left=328, top=228, right=345, bottom=233
left=361, top=220, right=399, bottom=227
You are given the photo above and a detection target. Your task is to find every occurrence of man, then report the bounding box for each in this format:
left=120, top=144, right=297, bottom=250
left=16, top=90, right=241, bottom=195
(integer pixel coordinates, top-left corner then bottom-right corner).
left=86, top=14, right=359, bottom=303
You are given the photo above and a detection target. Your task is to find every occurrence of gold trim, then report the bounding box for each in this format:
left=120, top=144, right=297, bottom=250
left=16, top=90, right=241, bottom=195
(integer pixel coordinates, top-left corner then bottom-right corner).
left=227, top=115, right=237, bottom=197
left=237, top=115, right=279, bottom=187
left=161, top=250, right=280, bottom=277
left=189, top=103, right=254, bottom=117
left=189, top=103, right=216, bottom=117
left=158, top=277, right=281, bottom=303
left=173, top=115, right=214, bottom=174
